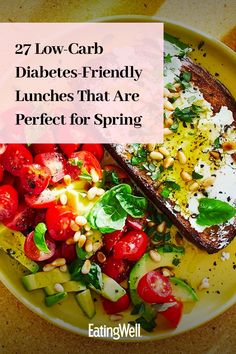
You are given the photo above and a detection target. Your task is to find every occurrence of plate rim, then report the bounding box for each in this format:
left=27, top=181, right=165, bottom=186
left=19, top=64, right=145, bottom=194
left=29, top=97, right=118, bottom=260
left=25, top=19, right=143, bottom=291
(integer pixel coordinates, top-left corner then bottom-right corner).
left=0, top=15, right=235, bottom=342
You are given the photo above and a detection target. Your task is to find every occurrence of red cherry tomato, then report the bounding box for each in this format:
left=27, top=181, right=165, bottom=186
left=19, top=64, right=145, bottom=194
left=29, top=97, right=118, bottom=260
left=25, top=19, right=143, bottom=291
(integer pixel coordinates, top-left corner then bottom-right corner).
left=1, top=144, right=33, bottom=176
left=0, top=165, right=4, bottom=183
left=34, top=152, right=67, bottom=183
left=126, top=215, right=147, bottom=231
left=0, top=185, right=18, bottom=221
left=0, top=144, right=7, bottom=157
left=31, top=144, right=56, bottom=155
left=104, top=164, right=128, bottom=179
left=20, top=164, right=51, bottom=195
left=59, top=144, right=81, bottom=157
left=113, top=230, right=148, bottom=261
left=67, top=151, right=102, bottom=180
left=46, top=206, right=75, bottom=241
left=137, top=271, right=172, bottom=304
left=32, top=209, right=47, bottom=227
left=102, top=294, right=130, bottom=314
left=81, top=144, right=104, bottom=162
left=102, top=256, right=130, bottom=283
left=161, top=296, right=183, bottom=328
left=24, top=231, right=56, bottom=262
left=1, top=171, right=15, bottom=186
left=3, top=203, right=35, bottom=232
left=61, top=242, right=77, bottom=263
left=103, top=229, right=125, bottom=253
left=25, top=189, right=56, bottom=209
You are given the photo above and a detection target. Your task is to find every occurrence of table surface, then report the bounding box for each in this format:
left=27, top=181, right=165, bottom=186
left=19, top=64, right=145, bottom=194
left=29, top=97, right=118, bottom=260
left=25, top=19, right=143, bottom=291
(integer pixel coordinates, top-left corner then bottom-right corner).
left=0, top=1, right=235, bottom=353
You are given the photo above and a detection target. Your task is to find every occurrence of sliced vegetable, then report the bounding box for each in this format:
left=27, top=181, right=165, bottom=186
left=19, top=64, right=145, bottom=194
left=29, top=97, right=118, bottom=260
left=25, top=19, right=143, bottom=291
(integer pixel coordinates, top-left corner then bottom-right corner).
left=113, top=230, right=148, bottom=261
left=45, top=292, right=68, bottom=307
left=0, top=185, right=18, bottom=221
left=24, top=231, right=56, bottom=262
left=1, top=144, right=33, bottom=176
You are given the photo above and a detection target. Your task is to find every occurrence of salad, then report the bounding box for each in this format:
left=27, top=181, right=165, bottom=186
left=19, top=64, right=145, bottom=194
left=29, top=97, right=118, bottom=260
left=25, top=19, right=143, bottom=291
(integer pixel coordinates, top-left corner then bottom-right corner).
left=0, top=142, right=198, bottom=332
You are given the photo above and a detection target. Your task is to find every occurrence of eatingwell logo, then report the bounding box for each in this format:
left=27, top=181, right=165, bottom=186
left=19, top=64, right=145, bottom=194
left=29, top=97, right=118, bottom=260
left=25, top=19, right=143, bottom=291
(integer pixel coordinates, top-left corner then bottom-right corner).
left=88, top=323, right=141, bottom=340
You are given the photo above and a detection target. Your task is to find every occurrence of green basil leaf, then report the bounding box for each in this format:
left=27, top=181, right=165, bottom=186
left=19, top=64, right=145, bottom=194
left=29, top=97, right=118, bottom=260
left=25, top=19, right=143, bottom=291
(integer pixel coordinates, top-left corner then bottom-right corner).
left=192, top=171, right=203, bottom=180
left=96, top=205, right=127, bottom=233
left=196, top=198, right=236, bottom=226
left=115, top=193, right=148, bottom=218
left=70, top=259, right=103, bottom=290
left=33, top=222, right=50, bottom=253
left=164, top=180, right=180, bottom=190
left=161, top=187, right=171, bottom=198
left=214, top=137, right=221, bottom=149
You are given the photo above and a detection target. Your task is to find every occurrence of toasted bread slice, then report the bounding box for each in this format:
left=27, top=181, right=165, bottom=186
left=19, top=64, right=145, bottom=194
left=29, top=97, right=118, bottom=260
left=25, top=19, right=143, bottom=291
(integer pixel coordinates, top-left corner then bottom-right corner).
left=106, top=58, right=236, bottom=253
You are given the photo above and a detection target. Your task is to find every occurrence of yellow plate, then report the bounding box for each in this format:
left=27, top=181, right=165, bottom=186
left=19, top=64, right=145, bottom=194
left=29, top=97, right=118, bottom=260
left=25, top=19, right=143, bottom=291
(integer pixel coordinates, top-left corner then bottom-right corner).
left=0, top=16, right=235, bottom=341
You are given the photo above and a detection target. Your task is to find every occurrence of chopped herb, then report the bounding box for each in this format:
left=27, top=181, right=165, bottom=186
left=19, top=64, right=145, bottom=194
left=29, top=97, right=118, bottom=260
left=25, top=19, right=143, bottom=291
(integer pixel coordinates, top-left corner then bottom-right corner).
left=169, top=121, right=179, bottom=132
left=158, top=244, right=185, bottom=254
left=181, top=71, right=191, bottom=82
left=129, top=317, right=156, bottom=332
left=131, top=303, right=145, bottom=315
left=161, top=187, right=171, bottom=198
left=173, top=104, right=204, bottom=123
left=172, top=257, right=181, bottom=266
left=192, top=171, right=203, bottom=180
left=79, top=167, right=92, bottom=181
left=198, top=40, right=205, bottom=50
left=165, top=83, right=176, bottom=92
left=70, top=259, right=103, bottom=290
left=69, top=158, right=83, bottom=168
left=214, top=136, right=221, bottom=149
left=164, top=53, right=172, bottom=63
left=164, top=179, right=180, bottom=191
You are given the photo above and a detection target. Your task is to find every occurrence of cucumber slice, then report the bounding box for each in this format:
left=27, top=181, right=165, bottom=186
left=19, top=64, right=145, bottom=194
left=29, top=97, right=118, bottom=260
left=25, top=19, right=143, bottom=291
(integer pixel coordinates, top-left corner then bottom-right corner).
left=75, top=289, right=95, bottom=319
left=0, top=224, right=39, bottom=273
left=44, top=280, right=86, bottom=295
left=22, top=269, right=70, bottom=291
left=45, top=292, right=68, bottom=307
left=170, top=277, right=199, bottom=302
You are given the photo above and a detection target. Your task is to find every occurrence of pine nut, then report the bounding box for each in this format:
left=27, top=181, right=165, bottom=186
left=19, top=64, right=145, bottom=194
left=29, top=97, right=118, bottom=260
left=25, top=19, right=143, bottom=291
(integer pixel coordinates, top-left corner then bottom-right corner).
left=85, top=230, right=93, bottom=237
left=147, top=144, right=156, bottom=152
left=74, top=231, right=81, bottom=242
left=84, top=223, right=91, bottom=231
left=210, top=151, right=221, bottom=160
left=97, top=251, right=106, bottom=263
left=164, top=87, right=171, bottom=98
left=96, top=188, right=105, bottom=196
left=202, top=176, right=215, bottom=188
left=162, top=268, right=174, bottom=277
left=85, top=239, right=93, bottom=253
left=189, top=181, right=199, bottom=192
left=110, top=314, right=123, bottom=321
left=63, top=174, right=72, bottom=186
left=164, top=117, right=174, bottom=128
left=150, top=151, right=164, bottom=161
left=198, top=277, right=209, bottom=290
left=87, top=187, right=97, bottom=200
left=164, top=128, right=173, bottom=136
left=60, top=193, right=67, bottom=206
left=222, top=141, right=236, bottom=151
left=148, top=221, right=155, bottom=227
left=93, top=241, right=103, bottom=252
left=52, top=258, right=66, bottom=267
left=78, top=234, right=86, bottom=248
left=54, top=283, right=64, bottom=293
left=180, top=170, right=192, bottom=182
left=149, top=250, right=161, bottom=262
left=157, top=221, right=166, bottom=233
left=66, top=237, right=76, bottom=245
left=91, top=168, right=99, bottom=183
left=75, top=215, right=87, bottom=226
left=81, top=260, right=91, bottom=274
left=163, top=157, right=174, bottom=169
left=59, top=265, right=68, bottom=272
left=43, top=264, right=55, bottom=272
left=177, top=150, right=187, bottom=164
left=164, top=100, right=174, bottom=111
left=70, top=220, right=80, bottom=232
left=159, top=147, right=170, bottom=157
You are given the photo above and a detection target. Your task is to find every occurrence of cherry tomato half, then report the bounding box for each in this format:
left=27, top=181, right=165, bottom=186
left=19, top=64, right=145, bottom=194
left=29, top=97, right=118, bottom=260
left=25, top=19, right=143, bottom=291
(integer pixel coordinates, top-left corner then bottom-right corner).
left=81, top=144, right=104, bottom=162
left=0, top=185, right=18, bottom=221
left=137, top=271, right=172, bottom=304
left=102, top=256, right=130, bottom=283
left=59, top=144, right=81, bottom=157
left=104, top=164, right=128, bottom=179
left=46, top=206, right=75, bottom=241
left=161, top=296, right=183, bottom=328
left=20, top=164, right=51, bottom=195
left=3, top=203, right=35, bottom=232
left=102, top=294, right=130, bottom=314
left=24, top=231, right=56, bottom=262
left=1, top=144, right=33, bottom=176
left=113, top=230, right=148, bottom=261
left=61, top=242, right=77, bottom=263
left=67, top=151, right=102, bottom=181
left=25, top=189, right=56, bottom=209
left=103, top=229, right=125, bottom=253
left=34, top=152, right=67, bottom=183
